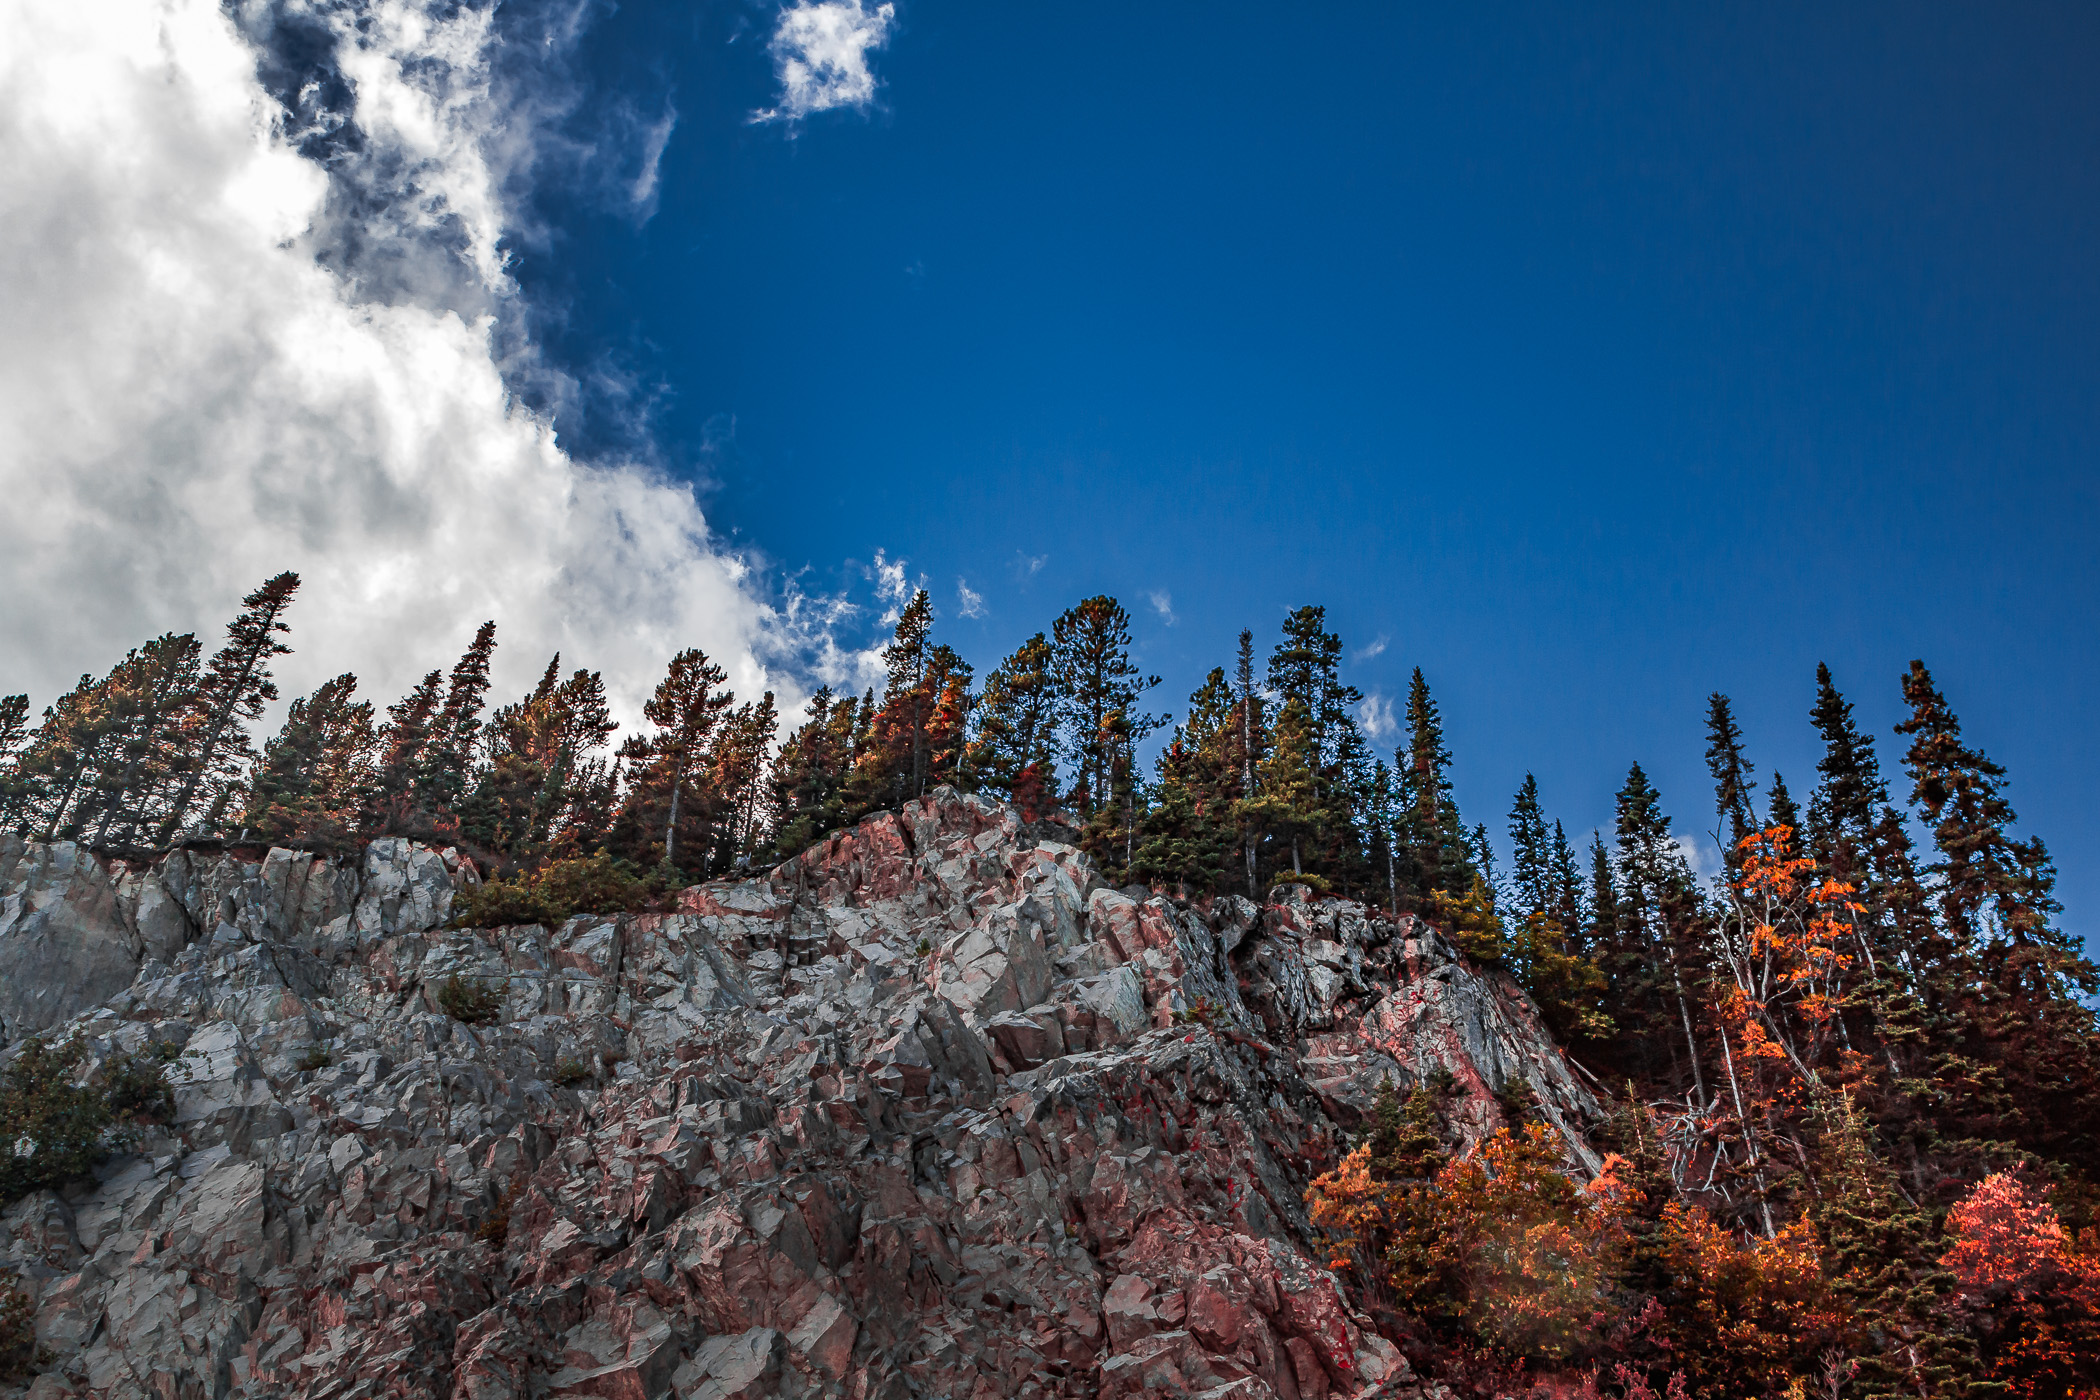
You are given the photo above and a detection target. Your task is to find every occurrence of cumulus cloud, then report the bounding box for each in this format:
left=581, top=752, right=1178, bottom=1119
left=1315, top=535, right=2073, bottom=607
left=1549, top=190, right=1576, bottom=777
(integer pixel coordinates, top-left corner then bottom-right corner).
left=0, top=0, right=798, bottom=725
left=1148, top=591, right=1177, bottom=626
left=1359, top=693, right=1398, bottom=742
left=957, top=579, right=986, bottom=620
left=752, top=1, right=896, bottom=125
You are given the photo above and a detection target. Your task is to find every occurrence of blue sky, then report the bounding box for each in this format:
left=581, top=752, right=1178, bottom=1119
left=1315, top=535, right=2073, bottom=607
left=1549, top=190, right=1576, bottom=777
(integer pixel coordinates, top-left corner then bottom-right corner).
left=504, top=1, right=2100, bottom=937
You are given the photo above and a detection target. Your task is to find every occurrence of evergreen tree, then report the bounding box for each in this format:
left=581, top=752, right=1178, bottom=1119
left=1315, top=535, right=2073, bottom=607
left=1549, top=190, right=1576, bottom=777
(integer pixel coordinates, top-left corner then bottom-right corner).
left=157, top=571, right=300, bottom=841
left=967, top=634, right=1059, bottom=806
left=620, top=647, right=733, bottom=874
left=1049, top=596, right=1159, bottom=816
left=769, top=687, right=862, bottom=856
left=1508, top=773, right=1552, bottom=917
left=707, top=692, right=778, bottom=874
left=1549, top=821, right=1586, bottom=938
left=1232, top=629, right=1266, bottom=897
left=370, top=670, right=443, bottom=828
left=1243, top=697, right=1322, bottom=882
left=1613, top=762, right=1709, bottom=1104
left=419, top=620, right=497, bottom=817
left=1808, top=663, right=1887, bottom=891
left=1398, top=668, right=1473, bottom=907
left=0, top=695, right=28, bottom=823
left=464, top=659, right=617, bottom=859
left=1702, top=692, right=1759, bottom=868
left=243, top=674, right=377, bottom=848
left=1267, top=606, right=1369, bottom=884
left=76, top=634, right=202, bottom=846
left=884, top=590, right=935, bottom=799
left=1764, top=770, right=1801, bottom=837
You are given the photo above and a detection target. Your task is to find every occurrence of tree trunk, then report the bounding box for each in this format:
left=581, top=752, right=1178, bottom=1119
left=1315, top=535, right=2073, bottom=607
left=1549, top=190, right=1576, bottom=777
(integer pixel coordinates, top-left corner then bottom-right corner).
left=664, top=774, right=682, bottom=868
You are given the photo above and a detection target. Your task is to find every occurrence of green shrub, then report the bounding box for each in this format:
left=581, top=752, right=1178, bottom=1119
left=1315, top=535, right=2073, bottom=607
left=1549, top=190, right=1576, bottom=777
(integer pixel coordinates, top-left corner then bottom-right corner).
left=552, top=1058, right=592, bottom=1087
left=294, top=1044, right=333, bottom=1073
left=0, top=1274, right=45, bottom=1379
left=0, top=1036, right=175, bottom=1204
left=436, top=974, right=505, bottom=1025
left=449, top=853, right=659, bottom=929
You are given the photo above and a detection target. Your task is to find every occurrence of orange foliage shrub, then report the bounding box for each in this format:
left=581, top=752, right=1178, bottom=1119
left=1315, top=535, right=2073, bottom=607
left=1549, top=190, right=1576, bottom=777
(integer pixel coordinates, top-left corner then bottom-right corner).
left=1942, top=1172, right=2100, bottom=1398
left=1655, top=1202, right=1842, bottom=1400
left=1308, top=1123, right=1637, bottom=1364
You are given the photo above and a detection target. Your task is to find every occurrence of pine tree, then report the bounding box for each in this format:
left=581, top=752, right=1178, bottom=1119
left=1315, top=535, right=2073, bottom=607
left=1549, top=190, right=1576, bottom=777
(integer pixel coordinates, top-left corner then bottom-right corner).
left=1243, top=697, right=1322, bottom=882
left=1702, top=692, right=1759, bottom=869
left=769, top=687, right=862, bottom=856
left=418, top=620, right=497, bottom=817
left=77, top=634, right=202, bottom=846
left=967, top=634, right=1058, bottom=805
left=622, top=647, right=733, bottom=873
left=370, top=670, right=443, bottom=828
left=707, top=692, right=777, bottom=874
left=243, top=674, right=377, bottom=848
left=1049, top=596, right=1159, bottom=816
left=157, top=571, right=300, bottom=842
left=0, top=695, right=28, bottom=823
left=464, top=659, right=617, bottom=859
left=1549, top=821, right=1586, bottom=938
left=1233, top=629, right=1266, bottom=897
left=1268, top=606, right=1369, bottom=883
left=884, top=591, right=935, bottom=799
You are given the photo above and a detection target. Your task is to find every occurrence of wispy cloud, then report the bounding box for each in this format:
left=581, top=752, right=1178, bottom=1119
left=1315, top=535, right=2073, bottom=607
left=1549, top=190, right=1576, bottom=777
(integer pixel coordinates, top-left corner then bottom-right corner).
left=1014, top=552, right=1047, bottom=579
left=751, top=1, right=896, bottom=125
left=957, top=578, right=986, bottom=619
left=1148, top=590, right=1177, bottom=626
left=1356, top=632, right=1391, bottom=661
left=868, top=548, right=912, bottom=623
left=1360, top=693, right=1398, bottom=742
left=630, top=106, right=676, bottom=218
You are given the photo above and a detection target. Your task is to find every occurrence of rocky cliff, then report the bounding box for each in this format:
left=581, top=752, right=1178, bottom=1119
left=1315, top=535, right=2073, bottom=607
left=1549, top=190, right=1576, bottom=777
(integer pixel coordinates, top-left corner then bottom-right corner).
left=0, top=789, right=1599, bottom=1400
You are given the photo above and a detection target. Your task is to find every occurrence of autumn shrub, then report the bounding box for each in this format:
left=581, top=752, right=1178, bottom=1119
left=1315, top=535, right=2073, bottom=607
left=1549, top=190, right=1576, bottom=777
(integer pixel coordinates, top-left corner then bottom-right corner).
left=449, top=852, right=657, bottom=929
left=1309, top=1106, right=1639, bottom=1365
left=1941, top=1171, right=2100, bottom=1398
left=436, top=974, right=505, bottom=1025
left=1653, top=1202, right=1842, bottom=1399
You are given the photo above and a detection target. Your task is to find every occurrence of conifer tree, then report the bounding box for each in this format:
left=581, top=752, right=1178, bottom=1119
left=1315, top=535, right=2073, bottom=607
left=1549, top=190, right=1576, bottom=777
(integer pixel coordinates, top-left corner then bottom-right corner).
left=967, top=634, right=1058, bottom=805
left=623, top=647, right=732, bottom=873
left=370, top=670, right=443, bottom=826
left=884, top=591, right=935, bottom=798
left=1508, top=773, right=1551, bottom=917
left=1244, top=697, right=1322, bottom=881
left=0, top=695, right=28, bottom=823
left=1049, top=596, right=1158, bottom=816
left=77, top=634, right=202, bottom=846
left=465, top=659, right=617, bottom=859
left=243, top=674, right=377, bottom=848
left=1764, top=770, right=1801, bottom=838
left=1268, top=606, right=1368, bottom=883
left=769, top=687, right=862, bottom=856
left=1613, top=762, right=1708, bottom=1104
left=707, top=692, right=777, bottom=873
left=1549, top=821, right=1586, bottom=937
left=1233, top=629, right=1265, bottom=897
left=1702, top=692, right=1759, bottom=867
left=1398, top=668, right=1473, bottom=907
left=157, top=571, right=300, bottom=842
left=1807, top=663, right=1887, bottom=891
left=418, top=621, right=496, bottom=816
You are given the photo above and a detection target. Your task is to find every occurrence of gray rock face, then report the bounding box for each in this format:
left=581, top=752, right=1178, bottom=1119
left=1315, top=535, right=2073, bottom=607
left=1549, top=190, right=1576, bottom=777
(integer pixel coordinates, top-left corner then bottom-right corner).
left=0, top=789, right=1590, bottom=1400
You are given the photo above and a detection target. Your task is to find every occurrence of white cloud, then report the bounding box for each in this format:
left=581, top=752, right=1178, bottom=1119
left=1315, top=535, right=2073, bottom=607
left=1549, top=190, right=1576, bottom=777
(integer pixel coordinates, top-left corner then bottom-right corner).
left=1015, top=552, right=1047, bottom=579
left=1675, top=832, right=1723, bottom=883
left=1359, top=693, right=1398, bottom=742
left=0, top=0, right=806, bottom=728
left=751, top=1, right=896, bottom=125
left=1356, top=632, right=1391, bottom=661
left=1148, top=591, right=1176, bottom=626
left=630, top=106, right=677, bottom=218
left=957, top=578, right=986, bottom=620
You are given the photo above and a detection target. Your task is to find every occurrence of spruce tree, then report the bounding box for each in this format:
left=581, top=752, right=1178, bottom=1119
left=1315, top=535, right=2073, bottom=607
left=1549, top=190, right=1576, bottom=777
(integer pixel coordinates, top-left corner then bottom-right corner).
left=1268, top=606, right=1368, bottom=884
left=370, top=670, right=443, bottom=826
left=418, top=620, right=497, bottom=817
left=77, top=634, right=202, bottom=846
left=1398, top=668, right=1472, bottom=907
left=968, top=634, right=1058, bottom=804
left=1233, top=629, right=1265, bottom=897
left=1508, top=773, right=1551, bottom=916
left=1808, top=663, right=1887, bottom=891
left=0, top=695, right=28, bottom=824
left=157, top=571, right=300, bottom=842
left=1613, top=761, right=1708, bottom=1104
left=1702, top=692, right=1759, bottom=868
left=243, top=674, right=377, bottom=847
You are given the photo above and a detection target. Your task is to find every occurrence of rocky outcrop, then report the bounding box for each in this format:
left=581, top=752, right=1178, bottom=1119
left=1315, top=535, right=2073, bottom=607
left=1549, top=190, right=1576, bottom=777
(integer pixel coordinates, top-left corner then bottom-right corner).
left=0, top=790, right=1596, bottom=1400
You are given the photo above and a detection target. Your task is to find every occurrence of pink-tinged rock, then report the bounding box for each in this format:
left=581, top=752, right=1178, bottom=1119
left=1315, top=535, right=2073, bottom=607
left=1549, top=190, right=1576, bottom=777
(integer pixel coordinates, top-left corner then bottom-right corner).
left=786, top=1290, right=857, bottom=1377
left=1285, top=1337, right=1330, bottom=1400
left=1102, top=1273, right=1159, bottom=1350
left=1185, top=1277, right=1245, bottom=1351
left=672, top=1328, right=783, bottom=1400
